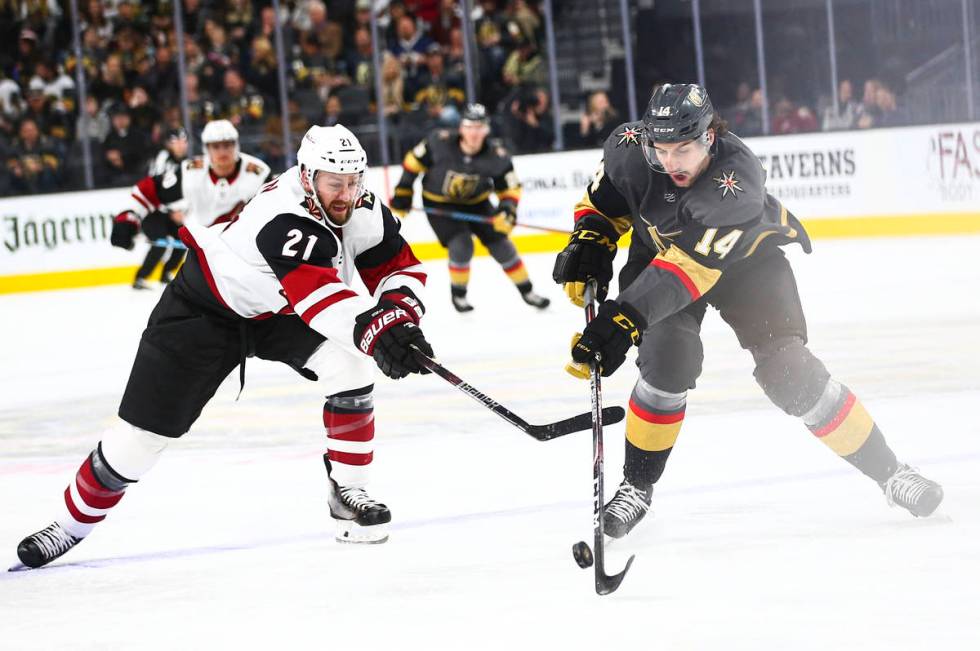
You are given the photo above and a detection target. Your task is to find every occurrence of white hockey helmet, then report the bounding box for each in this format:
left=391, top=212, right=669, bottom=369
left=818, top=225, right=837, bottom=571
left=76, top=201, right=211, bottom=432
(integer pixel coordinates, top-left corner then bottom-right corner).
left=297, top=125, right=368, bottom=227
left=201, top=119, right=240, bottom=160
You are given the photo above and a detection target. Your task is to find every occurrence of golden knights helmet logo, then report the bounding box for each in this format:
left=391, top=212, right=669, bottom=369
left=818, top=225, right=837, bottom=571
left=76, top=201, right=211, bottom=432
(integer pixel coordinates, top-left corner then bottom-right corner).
left=442, top=170, right=481, bottom=201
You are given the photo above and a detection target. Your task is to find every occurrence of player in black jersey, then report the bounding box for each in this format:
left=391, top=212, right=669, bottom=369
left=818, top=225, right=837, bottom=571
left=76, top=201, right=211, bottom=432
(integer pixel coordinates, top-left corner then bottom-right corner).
left=390, top=103, right=550, bottom=312
left=553, top=84, right=943, bottom=538
left=131, top=127, right=189, bottom=289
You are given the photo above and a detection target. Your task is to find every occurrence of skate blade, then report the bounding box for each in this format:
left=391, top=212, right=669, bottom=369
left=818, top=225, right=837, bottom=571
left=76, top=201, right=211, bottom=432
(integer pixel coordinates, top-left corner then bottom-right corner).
left=335, top=520, right=389, bottom=544
left=7, top=561, right=29, bottom=572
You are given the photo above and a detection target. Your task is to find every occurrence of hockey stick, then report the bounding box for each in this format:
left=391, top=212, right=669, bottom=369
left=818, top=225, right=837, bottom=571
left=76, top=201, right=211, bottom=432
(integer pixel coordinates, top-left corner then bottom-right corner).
left=150, top=237, right=187, bottom=250
left=411, top=346, right=625, bottom=441
left=414, top=206, right=572, bottom=234
left=573, top=280, right=635, bottom=595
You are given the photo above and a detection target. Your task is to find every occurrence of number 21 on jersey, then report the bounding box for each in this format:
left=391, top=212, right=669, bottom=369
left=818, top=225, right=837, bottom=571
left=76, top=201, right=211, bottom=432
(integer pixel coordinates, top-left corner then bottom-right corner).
left=282, top=229, right=318, bottom=261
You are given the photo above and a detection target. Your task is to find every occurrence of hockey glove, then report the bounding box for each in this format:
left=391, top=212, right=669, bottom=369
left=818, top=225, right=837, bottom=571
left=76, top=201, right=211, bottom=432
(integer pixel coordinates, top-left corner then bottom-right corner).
left=551, top=226, right=618, bottom=307
left=354, top=298, right=434, bottom=380
left=491, top=202, right=517, bottom=234
left=389, top=189, right=413, bottom=218
left=567, top=300, right=646, bottom=378
left=378, top=286, right=425, bottom=323
left=110, top=211, right=140, bottom=250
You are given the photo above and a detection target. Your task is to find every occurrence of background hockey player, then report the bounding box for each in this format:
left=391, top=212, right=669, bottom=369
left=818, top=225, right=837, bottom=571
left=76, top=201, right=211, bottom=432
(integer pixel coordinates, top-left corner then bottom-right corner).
left=16, top=125, right=433, bottom=569
left=129, top=127, right=189, bottom=289
left=110, top=119, right=271, bottom=289
left=389, top=103, right=550, bottom=313
left=553, top=83, right=943, bottom=539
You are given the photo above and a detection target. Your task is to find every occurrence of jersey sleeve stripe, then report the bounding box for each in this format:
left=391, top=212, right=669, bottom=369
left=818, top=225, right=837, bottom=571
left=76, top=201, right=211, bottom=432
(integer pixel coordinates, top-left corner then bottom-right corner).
left=280, top=264, right=342, bottom=304
left=302, top=289, right=358, bottom=323
left=135, top=177, right=161, bottom=209
left=403, top=151, right=427, bottom=174
left=357, top=242, right=425, bottom=296
left=651, top=259, right=701, bottom=300
left=130, top=192, right=152, bottom=212
left=650, top=246, right=722, bottom=300
left=294, top=282, right=352, bottom=315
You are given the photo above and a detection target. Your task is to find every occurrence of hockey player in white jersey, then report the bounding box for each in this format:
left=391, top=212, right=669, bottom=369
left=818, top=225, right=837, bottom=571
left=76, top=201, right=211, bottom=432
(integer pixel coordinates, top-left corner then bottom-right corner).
left=16, top=125, right=433, bottom=569
left=110, top=119, right=272, bottom=288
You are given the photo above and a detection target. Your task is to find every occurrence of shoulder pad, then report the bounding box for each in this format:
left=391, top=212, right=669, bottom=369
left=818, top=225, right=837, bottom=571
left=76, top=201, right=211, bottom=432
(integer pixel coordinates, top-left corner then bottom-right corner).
left=684, top=147, right=765, bottom=227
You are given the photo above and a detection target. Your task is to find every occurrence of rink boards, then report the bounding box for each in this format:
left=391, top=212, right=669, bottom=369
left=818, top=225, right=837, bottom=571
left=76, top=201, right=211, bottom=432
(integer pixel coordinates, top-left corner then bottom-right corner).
left=1, top=121, right=978, bottom=294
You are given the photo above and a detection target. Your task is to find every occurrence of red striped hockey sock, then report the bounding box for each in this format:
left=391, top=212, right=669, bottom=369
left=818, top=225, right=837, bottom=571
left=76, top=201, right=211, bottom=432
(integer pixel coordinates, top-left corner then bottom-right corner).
left=58, top=444, right=133, bottom=539
left=324, top=385, right=375, bottom=488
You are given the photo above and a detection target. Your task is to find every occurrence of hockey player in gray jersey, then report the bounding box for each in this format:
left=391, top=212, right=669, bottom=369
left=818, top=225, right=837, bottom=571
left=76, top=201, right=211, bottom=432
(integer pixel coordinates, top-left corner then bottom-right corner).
left=16, top=125, right=433, bottom=569
left=553, top=83, right=943, bottom=538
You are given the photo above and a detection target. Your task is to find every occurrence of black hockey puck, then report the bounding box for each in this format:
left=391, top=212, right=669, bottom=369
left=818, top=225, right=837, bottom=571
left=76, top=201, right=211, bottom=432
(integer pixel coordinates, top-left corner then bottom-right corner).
left=572, top=541, right=593, bottom=568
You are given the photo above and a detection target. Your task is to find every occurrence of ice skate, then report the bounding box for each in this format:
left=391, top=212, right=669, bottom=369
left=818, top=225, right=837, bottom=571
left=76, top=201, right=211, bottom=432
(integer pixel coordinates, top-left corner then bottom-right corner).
left=451, top=289, right=474, bottom=313
left=15, top=522, right=83, bottom=569
left=327, top=479, right=391, bottom=544
left=880, top=463, right=943, bottom=517
left=603, top=479, right=652, bottom=538
left=520, top=288, right=550, bottom=310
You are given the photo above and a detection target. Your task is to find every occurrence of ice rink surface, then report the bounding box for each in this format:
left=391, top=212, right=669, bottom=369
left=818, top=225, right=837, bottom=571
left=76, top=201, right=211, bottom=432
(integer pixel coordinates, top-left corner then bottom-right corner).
left=1, top=235, right=979, bottom=650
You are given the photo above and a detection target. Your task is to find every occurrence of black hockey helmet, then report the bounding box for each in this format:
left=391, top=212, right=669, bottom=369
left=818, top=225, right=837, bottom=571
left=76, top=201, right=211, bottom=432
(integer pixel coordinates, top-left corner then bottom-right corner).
left=165, top=127, right=188, bottom=142
left=461, top=103, right=489, bottom=124
left=640, top=83, right=715, bottom=171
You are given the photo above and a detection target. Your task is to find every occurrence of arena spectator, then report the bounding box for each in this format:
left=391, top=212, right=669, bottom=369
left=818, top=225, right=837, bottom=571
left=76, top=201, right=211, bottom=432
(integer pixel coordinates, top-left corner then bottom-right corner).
left=101, top=103, right=147, bottom=186
left=771, top=96, right=818, bottom=134
left=380, top=51, right=407, bottom=118
left=347, top=27, right=376, bottom=90
left=505, top=85, right=553, bottom=153
left=577, top=90, right=618, bottom=148
left=261, top=97, right=308, bottom=172
left=390, top=12, right=434, bottom=91
left=822, top=79, right=861, bottom=131
left=75, top=95, right=109, bottom=145
left=6, top=117, right=63, bottom=194
left=217, top=68, right=265, bottom=133
left=430, top=0, right=462, bottom=47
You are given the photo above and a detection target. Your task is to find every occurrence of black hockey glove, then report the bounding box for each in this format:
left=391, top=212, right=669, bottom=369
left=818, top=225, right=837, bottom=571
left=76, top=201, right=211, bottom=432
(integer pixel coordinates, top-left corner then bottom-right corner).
left=389, top=190, right=413, bottom=218
left=354, top=298, right=433, bottom=380
left=567, top=300, right=646, bottom=378
left=552, top=226, right=618, bottom=307
left=110, top=211, right=140, bottom=250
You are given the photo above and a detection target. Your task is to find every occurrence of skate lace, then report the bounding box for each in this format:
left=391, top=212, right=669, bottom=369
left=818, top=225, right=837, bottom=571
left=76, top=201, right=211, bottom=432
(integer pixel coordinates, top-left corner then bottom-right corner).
left=340, top=487, right=382, bottom=511
left=883, top=465, right=931, bottom=507
left=606, top=483, right=650, bottom=523
left=33, top=524, right=78, bottom=559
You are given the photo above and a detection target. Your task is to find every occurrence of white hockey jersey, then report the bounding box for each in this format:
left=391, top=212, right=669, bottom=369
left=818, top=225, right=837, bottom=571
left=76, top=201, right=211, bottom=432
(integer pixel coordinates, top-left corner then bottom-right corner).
left=175, top=167, right=427, bottom=357
left=126, top=152, right=271, bottom=227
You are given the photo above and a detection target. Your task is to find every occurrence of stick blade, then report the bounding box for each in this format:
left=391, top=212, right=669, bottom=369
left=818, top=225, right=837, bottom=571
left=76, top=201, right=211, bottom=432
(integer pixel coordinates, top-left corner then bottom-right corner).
left=595, top=554, right=635, bottom=595
left=527, top=406, right=625, bottom=441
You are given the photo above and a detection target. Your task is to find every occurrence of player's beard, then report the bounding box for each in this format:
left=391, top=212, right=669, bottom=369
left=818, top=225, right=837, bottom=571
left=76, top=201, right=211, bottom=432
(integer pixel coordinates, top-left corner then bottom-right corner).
left=327, top=200, right=354, bottom=225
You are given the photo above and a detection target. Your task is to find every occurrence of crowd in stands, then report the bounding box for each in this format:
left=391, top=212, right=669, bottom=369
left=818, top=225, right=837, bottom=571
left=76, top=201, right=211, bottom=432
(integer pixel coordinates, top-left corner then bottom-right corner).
left=0, top=0, right=918, bottom=199
left=0, top=0, right=558, bottom=197
left=723, top=77, right=909, bottom=137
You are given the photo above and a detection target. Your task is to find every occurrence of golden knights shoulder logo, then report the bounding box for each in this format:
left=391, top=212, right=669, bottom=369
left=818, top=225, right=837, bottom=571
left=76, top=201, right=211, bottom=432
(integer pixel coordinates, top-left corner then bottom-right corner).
left=712, top=170, right=743, bottom=199
left=442, top=170, right=481, bottom=201
left=616, top=126, right=641, bottom=147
